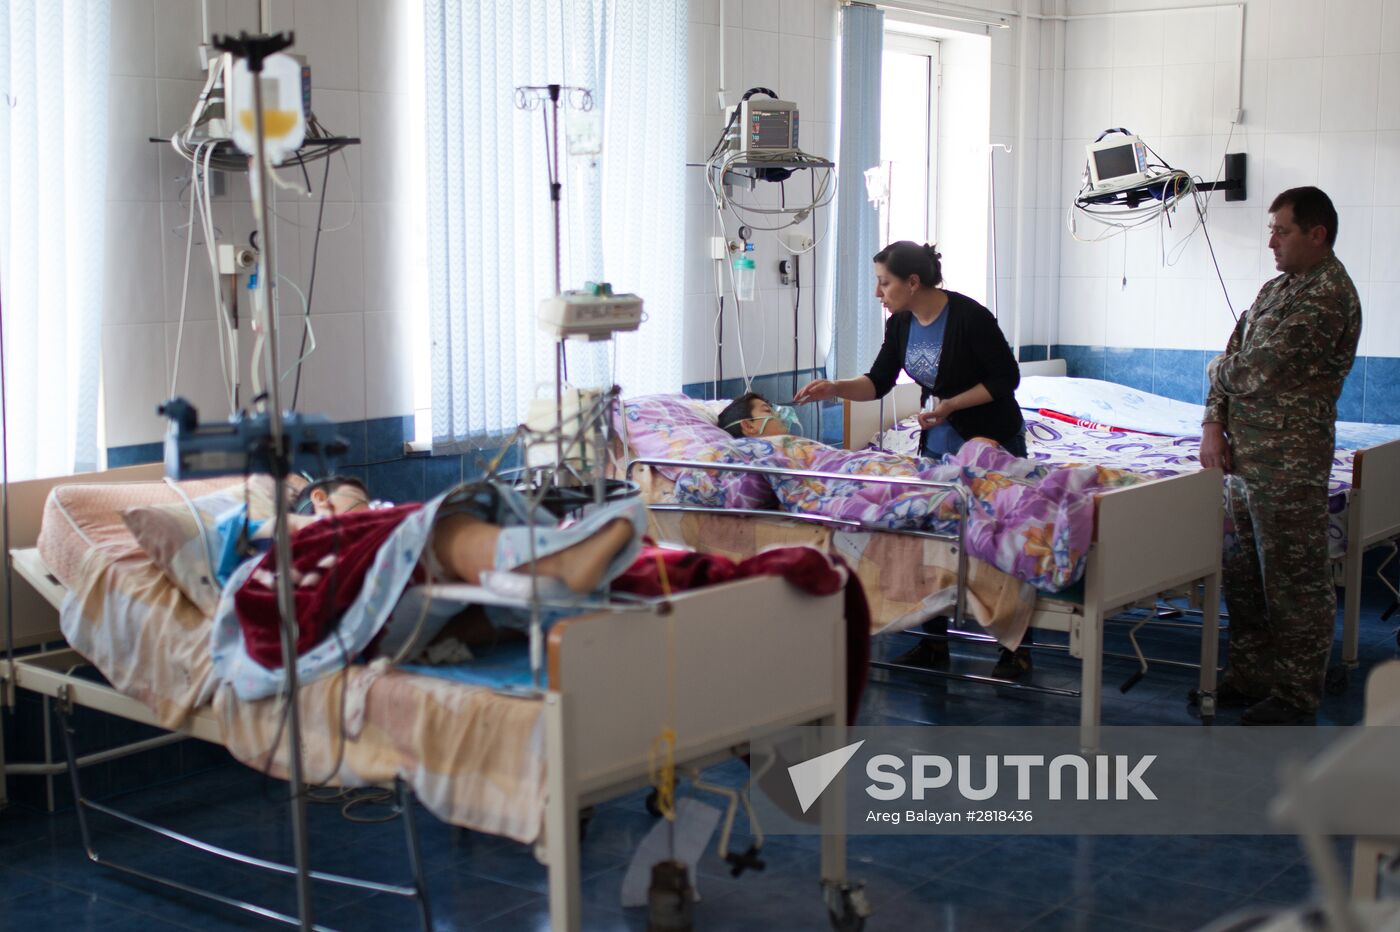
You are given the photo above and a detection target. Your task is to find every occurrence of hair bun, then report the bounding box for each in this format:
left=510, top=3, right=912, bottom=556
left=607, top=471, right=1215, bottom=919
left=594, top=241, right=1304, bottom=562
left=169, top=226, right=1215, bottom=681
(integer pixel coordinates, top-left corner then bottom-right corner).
left=924, top=243, right=942, bottom=261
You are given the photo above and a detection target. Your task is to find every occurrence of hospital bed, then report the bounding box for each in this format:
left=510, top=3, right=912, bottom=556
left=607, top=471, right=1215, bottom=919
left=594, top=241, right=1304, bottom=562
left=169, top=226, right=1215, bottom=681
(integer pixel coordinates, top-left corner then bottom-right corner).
left=0, top=465, right=856, bottom=932
left=850, top=361, right=1400, bottom=674
left=624, top=385, right=1225, bottom=753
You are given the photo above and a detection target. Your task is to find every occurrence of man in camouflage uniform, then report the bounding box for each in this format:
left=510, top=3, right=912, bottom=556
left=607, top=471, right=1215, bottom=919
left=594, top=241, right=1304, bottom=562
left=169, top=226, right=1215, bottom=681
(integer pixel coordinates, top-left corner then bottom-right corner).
left=1199, top=186, right=1361, bottom=725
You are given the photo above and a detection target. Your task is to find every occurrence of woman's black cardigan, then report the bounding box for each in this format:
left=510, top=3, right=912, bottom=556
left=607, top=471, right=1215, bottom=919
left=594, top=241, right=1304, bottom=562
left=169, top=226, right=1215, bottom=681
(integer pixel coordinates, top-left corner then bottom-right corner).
left=862, top=291, right=1024, bottom=446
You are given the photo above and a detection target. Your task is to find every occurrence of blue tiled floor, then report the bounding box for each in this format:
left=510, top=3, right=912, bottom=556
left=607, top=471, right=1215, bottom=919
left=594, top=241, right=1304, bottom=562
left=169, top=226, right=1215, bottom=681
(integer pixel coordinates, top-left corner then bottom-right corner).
left=2, top=577, right=1396, bottom=930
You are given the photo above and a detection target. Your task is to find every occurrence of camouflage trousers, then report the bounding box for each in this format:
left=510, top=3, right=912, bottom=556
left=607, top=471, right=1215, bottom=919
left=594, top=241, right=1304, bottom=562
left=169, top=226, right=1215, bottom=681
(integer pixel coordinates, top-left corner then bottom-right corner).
left=1221, top=469, right=1334, bottom=711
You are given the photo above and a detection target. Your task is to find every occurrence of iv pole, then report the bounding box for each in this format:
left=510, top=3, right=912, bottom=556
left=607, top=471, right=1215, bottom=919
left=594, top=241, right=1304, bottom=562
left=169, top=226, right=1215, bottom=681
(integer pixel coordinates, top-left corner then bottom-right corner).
left=514, top=84, right=594, bottom=479
left=211, top=30, right=314, bottom=931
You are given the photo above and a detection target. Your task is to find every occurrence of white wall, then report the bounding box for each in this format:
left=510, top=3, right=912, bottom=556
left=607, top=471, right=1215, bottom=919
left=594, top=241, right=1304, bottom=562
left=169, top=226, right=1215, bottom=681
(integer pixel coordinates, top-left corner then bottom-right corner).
left=1052, top=0, right=1400, bottom=358
left=682, top=1, right=1046, bottom=386
left=104, top=0, right=419, bottom=449
left=682, top=0, right=841, bottom=388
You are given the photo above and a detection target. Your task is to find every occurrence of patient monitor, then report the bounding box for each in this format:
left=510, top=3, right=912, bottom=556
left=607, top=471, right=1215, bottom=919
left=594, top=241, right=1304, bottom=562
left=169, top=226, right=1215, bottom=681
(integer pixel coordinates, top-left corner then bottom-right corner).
left=1085, top=134, right=1150, bottom=191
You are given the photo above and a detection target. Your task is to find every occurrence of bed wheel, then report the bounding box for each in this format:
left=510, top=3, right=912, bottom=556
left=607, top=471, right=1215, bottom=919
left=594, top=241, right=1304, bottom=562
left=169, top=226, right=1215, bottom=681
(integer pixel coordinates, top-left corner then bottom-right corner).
left=1198, top=693, right=1216, bottom=724
left=824, top=881, right=871, bottom=932
left=644, top=789, right=664, bottom=818
left=1325, top=664, right=1350, bottom=696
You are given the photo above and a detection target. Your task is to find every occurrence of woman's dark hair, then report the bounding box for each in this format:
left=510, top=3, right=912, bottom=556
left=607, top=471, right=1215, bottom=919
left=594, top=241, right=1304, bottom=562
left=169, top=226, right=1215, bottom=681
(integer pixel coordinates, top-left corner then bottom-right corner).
left=872, top=241, right=943, bottom=289
left=717, top=392, right=767, bottom=438
left=1269, top=186, right=1339, bottom=247
left=293, top=475, right=370, bottom=515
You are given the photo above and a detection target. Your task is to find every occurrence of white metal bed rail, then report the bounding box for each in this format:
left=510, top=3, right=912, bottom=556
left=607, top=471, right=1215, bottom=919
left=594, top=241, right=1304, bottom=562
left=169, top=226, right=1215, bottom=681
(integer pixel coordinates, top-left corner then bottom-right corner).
left=625, top=456, right=974, bottom=631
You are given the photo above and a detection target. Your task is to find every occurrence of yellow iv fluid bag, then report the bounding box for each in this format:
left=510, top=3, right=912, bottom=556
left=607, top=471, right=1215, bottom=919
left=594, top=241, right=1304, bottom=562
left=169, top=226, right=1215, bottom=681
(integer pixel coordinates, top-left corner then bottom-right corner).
left=228, top=53, right=306, bottom=164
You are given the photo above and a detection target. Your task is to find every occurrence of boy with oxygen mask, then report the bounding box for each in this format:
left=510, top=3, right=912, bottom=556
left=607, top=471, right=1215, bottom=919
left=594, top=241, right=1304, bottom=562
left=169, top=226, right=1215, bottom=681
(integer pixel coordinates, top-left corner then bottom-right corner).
left=717, top=393, right=804, bottom=439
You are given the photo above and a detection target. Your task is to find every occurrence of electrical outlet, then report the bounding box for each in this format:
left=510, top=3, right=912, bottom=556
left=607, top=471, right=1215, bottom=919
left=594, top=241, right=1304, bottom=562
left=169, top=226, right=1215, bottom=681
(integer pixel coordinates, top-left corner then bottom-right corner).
left=217, top=243, right=259, bottom=275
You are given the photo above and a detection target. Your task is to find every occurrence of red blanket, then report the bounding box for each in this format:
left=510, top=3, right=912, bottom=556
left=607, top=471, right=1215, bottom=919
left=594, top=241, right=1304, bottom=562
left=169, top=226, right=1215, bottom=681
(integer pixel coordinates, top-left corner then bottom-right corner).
left=612, top=545, right=871, bottom=722
left=235, top=504, right=423, bottom=668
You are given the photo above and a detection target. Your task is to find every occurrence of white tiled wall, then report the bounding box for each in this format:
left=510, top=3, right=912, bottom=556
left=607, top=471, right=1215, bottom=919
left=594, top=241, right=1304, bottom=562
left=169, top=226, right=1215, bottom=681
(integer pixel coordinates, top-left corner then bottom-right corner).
left=681, top=1, right=1044, bottom=384
left=682, top=0, right=839, bottom=387
left=103, top=0, right=417, bottom=448
left=1053, top=0, right=1400, bottom=357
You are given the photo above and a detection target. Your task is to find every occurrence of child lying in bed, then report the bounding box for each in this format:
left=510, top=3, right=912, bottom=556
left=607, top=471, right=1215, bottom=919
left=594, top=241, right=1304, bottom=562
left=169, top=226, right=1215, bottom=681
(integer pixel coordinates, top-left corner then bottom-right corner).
left=691, top=393, right=1130, bottom=679
left=210, top=477, right=647, bottom=700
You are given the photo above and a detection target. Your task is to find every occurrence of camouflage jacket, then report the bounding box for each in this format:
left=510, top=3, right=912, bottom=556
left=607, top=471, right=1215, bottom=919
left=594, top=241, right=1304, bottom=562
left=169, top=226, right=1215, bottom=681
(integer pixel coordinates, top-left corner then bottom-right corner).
left=1204, top=253, right=1361, bottom=435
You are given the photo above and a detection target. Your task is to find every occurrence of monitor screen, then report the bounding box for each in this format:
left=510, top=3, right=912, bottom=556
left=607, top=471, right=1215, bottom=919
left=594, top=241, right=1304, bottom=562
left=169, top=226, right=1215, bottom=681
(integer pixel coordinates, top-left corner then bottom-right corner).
left=1093, top=143, right=1139, bottom=182
left=750, top=109, right=792, bottom=149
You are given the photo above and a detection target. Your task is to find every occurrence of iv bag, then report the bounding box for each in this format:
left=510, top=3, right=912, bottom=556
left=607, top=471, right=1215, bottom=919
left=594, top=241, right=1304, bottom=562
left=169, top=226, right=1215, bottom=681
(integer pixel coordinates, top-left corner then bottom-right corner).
left=228, top=53, right=306, bottom=164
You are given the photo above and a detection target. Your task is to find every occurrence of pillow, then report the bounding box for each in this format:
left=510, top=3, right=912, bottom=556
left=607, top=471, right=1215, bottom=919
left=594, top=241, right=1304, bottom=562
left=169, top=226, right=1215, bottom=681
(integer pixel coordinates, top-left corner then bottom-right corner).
left=122, top=476, right=289, bottom=615
left=621, top=394, right=735, bottom=479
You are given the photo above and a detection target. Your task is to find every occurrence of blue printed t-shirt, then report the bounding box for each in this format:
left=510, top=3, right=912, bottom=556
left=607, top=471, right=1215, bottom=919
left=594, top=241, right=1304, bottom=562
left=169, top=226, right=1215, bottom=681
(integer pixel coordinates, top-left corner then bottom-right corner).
left=904, top=311, right=964, bottom=457
left=214, top=502, right=271, bottom=588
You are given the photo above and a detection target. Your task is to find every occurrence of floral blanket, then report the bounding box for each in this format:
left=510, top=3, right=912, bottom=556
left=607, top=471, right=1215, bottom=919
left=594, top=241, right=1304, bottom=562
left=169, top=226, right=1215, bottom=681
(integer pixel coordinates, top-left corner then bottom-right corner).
left=874, top=412, right=1356, bottom=559
left=668, top=433, right=1143, bottom=594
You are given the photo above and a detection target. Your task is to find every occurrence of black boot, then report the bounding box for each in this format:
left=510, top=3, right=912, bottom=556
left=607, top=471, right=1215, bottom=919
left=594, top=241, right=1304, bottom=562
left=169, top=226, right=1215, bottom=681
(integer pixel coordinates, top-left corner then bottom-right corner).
left=889, top=617, right=950, bottom=669
left=991, top=646, right=1033, bottom=679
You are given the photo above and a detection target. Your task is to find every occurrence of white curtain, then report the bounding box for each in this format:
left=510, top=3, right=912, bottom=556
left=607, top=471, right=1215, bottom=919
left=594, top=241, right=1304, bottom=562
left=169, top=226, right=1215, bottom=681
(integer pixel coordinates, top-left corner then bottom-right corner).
left=424, top=0, right=686, bottom=453
left=0, top=0, right=108, bottom=480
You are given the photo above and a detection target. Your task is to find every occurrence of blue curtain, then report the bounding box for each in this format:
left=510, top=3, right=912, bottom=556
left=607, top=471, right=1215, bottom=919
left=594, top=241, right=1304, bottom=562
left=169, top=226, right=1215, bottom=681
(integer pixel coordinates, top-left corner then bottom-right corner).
left=828, top=3, right=884, bottom=381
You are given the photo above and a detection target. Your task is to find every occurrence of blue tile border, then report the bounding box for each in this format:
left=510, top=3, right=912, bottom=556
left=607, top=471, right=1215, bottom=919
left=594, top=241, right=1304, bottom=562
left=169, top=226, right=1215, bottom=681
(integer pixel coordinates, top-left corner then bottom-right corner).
left=97, top=354, right=1400, bottom=482
left=1153, top=348, right=1207, bottom=405
left=1104, top=347, right=1154, bottom=394
left=681, top=367, right=826, bottom=403
left=1051, top=344, right=1106, bottom=381
left=1043, top=347, right=1400, bottom=425
left=107, top=442, right=163, bottom=468
left=1337, top=364, right=1366, bottom=422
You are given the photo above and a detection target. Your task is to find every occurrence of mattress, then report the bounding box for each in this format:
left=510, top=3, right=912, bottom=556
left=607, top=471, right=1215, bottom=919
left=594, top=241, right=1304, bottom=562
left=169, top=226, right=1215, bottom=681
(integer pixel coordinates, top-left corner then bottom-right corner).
left=37, top=477, right=241, bottom=588
left=37, top=479, right=550, bottom=843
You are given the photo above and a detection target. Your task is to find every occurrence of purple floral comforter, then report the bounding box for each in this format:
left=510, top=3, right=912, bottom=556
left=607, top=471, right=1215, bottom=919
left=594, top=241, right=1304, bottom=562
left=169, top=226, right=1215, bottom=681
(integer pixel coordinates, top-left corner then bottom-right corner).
left=664, top=431, right=1143, bottom=594
left=872, top=411, right=1355, bottom=559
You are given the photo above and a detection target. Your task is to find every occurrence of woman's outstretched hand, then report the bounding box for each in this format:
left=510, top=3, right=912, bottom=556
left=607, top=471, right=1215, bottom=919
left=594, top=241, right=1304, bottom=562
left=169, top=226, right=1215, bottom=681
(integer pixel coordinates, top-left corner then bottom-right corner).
left=794, top=379, right=838, bottom=405
left=916, top=398, right=955, bottom=429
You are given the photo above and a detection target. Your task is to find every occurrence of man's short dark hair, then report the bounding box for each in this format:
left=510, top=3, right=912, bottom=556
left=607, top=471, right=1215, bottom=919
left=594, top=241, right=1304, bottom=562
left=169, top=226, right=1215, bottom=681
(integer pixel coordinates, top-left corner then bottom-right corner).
left=1270, top=186, right=1338, bottom=247
left=293, top=475, right=370, bottom=514
left=717, top=392, right=767, bottom=438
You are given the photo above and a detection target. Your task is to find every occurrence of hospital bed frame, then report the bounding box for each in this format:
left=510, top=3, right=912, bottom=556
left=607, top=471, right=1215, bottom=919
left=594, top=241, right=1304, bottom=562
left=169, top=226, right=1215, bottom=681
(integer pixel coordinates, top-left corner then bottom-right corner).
left=628, top=440, right=1224, bottom=753
left=1352, top=660, right=1400, bottom=900
left=0, top=466, right=855, bottom=932
left=848, top=364, right=1400, bottom=673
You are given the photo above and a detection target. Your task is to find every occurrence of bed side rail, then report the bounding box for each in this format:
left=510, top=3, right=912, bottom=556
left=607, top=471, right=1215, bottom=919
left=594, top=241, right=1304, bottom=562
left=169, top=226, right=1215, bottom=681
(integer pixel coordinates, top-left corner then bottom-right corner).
left=547, top=574, right=845, bottom=797
left=1088, top=467, right=1224, bottom=610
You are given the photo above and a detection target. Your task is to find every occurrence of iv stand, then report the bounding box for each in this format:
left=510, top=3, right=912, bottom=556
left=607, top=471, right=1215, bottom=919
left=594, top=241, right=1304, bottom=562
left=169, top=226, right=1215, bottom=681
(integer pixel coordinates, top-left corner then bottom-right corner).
left=514, top=84, right=594, bottom=479
left=211, top=30, right=314, bottom=931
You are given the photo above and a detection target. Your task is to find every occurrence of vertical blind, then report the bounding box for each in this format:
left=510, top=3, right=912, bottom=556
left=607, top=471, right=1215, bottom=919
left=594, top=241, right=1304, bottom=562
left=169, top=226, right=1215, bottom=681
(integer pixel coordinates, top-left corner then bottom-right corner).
left=0, top=0, right=109, bottom=480
left=423, top=0, right=686, bottom=453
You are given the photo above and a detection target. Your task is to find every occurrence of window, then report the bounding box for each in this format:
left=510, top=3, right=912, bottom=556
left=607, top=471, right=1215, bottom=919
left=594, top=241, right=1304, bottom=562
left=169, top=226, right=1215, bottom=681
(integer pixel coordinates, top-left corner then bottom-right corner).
left=420, top=0, right=686, bottom=453
left=878, top=33, right=940, bottom=247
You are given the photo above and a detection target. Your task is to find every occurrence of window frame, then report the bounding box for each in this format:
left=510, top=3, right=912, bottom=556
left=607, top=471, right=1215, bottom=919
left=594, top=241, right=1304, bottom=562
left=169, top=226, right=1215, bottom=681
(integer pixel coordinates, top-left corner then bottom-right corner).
left=878, top=30, right=941, bottom=249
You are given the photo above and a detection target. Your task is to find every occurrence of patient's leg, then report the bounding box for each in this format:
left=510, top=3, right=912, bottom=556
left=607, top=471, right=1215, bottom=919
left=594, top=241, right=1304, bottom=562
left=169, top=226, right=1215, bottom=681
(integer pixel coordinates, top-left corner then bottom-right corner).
left=431, top=513, right=635, bottom=593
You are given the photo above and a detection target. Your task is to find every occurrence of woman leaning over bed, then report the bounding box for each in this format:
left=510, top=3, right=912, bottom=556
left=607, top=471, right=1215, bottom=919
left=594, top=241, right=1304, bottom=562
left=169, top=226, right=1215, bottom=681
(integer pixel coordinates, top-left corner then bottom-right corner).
left=794, top=241, right=1026, bottom=459
left=795, top=241, right=1032, bottom=677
